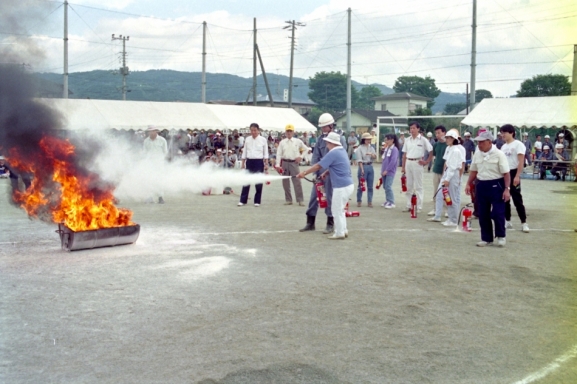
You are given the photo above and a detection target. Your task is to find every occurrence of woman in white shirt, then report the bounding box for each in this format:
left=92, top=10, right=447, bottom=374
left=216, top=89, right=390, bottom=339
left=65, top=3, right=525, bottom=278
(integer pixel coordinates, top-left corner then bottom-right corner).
left=428, top=129, right=465, bottom=226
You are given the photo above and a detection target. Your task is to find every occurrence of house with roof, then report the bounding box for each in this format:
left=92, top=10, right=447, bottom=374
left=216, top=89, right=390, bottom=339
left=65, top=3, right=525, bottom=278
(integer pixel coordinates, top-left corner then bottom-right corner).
left=371, top=92, right=431, bottom=116
left=334, top=109, right=407, bottom=134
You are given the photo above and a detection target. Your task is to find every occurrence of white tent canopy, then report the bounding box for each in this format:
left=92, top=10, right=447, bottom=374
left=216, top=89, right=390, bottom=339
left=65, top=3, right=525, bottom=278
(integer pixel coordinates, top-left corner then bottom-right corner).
left=38, top=98, right=317, bottom=132
left=461, top=96, right=577, bottom=129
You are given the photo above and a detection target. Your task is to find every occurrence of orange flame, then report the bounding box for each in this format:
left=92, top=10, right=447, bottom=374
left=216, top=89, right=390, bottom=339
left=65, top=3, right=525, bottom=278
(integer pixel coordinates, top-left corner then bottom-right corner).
left=9, top=136, right=133, bottom=231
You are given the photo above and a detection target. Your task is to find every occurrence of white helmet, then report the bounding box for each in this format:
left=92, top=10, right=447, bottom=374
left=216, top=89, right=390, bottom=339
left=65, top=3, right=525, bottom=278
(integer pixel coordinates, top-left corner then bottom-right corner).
left=318, top=113, right=335, bottom=128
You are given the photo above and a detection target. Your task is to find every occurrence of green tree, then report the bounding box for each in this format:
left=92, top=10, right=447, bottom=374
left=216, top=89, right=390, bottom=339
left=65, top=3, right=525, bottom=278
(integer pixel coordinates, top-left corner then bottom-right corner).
left=475, top=89, right=492, bottom=103
left=306, top=107, right=324, bottom=127
left=393, top=75, right=441, bottom=108
left=409, top=106, right=435, bottom=133
left=356, top=85, right=383, bottom=110
left=516, top=74, right=571, bottom=97
left=307, top=71, right=359, bottom=114
left=443, top=102, right=466, bottom=115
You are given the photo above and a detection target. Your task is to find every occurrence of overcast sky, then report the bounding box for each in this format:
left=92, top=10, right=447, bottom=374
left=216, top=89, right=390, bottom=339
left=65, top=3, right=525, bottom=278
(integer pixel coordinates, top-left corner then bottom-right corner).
left=2, top=0, right=576, bottom=97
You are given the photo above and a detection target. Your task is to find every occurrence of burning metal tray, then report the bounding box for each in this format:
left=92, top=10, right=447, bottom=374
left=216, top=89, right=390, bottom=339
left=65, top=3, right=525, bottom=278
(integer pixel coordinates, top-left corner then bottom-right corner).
left=56, top=223, right=140, bottom=252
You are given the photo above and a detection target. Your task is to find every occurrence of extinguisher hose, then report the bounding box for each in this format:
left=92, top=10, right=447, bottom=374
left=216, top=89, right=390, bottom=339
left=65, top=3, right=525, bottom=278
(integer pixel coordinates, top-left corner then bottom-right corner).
left=457, top=203, right=474, bottom=226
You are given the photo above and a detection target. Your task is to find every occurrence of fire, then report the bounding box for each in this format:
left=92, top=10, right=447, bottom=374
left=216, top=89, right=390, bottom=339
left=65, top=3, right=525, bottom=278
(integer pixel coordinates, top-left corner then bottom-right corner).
left=9, top=136, right=133, bottom=231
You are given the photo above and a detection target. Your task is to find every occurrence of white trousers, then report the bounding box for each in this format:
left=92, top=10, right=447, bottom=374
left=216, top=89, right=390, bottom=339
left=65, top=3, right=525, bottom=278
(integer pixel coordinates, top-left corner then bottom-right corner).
left=434, top=174, right=461, bottom=222
left=405, top=160, right=425, bottom=209
left=332, top=184, right=354, bottom=236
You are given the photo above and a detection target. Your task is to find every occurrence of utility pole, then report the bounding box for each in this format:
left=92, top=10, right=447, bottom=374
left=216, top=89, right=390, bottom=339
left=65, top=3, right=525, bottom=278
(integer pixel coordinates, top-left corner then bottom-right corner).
left=202, top=21, right=207, bottom=103
left=572, top=44, right=577, bottom=95
left=253, top=18, right=257, bottom=106
left=470, top=0, right=477, bottom=109
left=256, top=45, right=274, bottom=107
left=63, top=0, right=68, bottom=99
left=346, top=8, right=352, bottom=133
left=112, top=34, right=130, bottom=100
left=284, top=20, right=305, bottom=108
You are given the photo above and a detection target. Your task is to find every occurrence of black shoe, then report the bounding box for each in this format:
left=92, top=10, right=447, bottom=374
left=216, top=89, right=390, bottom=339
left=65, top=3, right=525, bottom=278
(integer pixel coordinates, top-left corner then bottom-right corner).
left=158, top=197, right=165, bottom=204
left=562, top=175, right=566, bottom=181
left=299, top=215, right=316, bottom=232
left=323, top=217, right=335, bottom=234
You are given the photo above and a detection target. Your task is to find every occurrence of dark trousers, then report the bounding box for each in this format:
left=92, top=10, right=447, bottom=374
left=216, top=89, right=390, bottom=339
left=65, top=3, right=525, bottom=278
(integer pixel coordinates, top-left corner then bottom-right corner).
left=505, top=169, right=527, bottom=223
left=240, top=159, right=264, bottom=205
left=305, top=174, right=333, bottom=218
left=476, top=178, right=506, bottom=243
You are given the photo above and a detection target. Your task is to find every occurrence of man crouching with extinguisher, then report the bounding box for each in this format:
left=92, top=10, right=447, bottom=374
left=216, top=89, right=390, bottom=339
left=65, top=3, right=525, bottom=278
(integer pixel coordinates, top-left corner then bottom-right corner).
left=298, top=132, right=353, bottom=239
left=299, top=113, right=347, bottom=234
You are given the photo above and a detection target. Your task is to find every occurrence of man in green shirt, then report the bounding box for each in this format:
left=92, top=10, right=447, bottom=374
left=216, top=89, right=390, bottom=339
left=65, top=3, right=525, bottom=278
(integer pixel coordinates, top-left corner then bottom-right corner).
left=428, top=125, right=448, bottom=216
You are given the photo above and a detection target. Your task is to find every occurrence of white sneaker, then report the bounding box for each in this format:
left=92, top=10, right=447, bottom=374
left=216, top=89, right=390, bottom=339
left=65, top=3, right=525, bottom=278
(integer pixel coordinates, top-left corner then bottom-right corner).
left=427, top=209, right=435, bottom=216
left=327, top=234, right=345, bottom=240
left=476, top=241, right=493, bottom=247
left=402, top=207, right=411, bottom=212
left=237, top=202, right=245, bottom=206
left=496, top=237, right=506, bottom=247
left=522, top=223, right=530, bottom=233
left=385, top=203, right=395, bottom=209
left=254, top=203, right=260, bottom=207
left=442, top=220, right=457, bottom=227
left=427, top=217, right=441, bottom=222
left=444, top=212, right=449, bottom=218
left=381, top=202, right=387, bottom=207
left=417, top=208, right=422, bottom=213
left=505, top=221, right=513, bottom=229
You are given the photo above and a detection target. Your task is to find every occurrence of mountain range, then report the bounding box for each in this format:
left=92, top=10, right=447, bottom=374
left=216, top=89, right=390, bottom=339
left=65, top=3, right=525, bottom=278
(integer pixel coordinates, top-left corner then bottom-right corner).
left=35, top=70, right=466, bottom=114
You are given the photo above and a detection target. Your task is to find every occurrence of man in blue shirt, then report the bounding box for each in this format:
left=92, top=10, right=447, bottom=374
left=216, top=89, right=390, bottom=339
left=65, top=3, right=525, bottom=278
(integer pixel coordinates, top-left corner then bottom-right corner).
left=298, top=132, right=353, bottom=240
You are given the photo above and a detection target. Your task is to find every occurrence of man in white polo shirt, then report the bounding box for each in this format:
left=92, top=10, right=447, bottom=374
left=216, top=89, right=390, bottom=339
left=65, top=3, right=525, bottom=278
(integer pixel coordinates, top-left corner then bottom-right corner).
left=401, top=121, right=433, bottom=212
left=275, top=124, right=308, bottom=206
left=238, top=123, right=269, bottom=207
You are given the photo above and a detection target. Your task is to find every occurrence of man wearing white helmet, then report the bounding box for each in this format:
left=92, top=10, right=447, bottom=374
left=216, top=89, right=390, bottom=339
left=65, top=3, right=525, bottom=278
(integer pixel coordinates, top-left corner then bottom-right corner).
left=551, top=143, right=569, bottom=181
left=556, top=132, right=569, bottom=150
left=543, top=134, right=553, bottom=150
left=537, top=144, right=553, bottom=180
left=300, top=112, right=347, bottom=234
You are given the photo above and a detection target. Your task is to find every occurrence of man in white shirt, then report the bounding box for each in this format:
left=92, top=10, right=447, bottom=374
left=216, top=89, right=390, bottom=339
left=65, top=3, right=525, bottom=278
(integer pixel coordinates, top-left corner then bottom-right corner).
left=465, top=131, right=511, bottom=247
left=276, top=124, right=308, bottom=206
left=238, top=123, right=269, bottom=207
left=500, top=124, right=529, bottom=233
left=401, top=122, right=433, bottom=212
left=143, top=125, right=168, bottom=204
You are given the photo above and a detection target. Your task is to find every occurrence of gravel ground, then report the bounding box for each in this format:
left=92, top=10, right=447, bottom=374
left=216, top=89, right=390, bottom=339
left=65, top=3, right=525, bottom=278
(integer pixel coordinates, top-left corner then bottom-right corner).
left=0, top=170, right=576, bottom=384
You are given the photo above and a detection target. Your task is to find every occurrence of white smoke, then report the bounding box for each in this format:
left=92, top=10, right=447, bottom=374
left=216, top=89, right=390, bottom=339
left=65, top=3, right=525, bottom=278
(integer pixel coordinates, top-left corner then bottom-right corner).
left=84, top=131, right=287, bottom=200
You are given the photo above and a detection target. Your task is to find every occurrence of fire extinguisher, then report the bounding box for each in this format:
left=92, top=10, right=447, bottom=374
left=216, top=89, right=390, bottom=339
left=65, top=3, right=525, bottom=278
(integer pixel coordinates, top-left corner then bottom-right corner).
left=265, top=170, right=271, bottom=185
left=410, top=192, right=417, bottom=218
left=375, top=177, right=383, bottom=190
left=360, top=177, right=366, bottom=192
left=442, top=186, right=453, bottom=206
left=346, top=211, right=360, bottom=217
left=461, top=206, right=473, bottom=232
left=401, top=173, right=407, bottom=192
left=316, top=181, right=327, bottom=208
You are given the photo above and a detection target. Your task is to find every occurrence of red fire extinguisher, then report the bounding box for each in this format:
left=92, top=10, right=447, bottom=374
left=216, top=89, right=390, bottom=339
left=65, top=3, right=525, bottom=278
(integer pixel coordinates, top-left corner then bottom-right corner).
left=360, top=177, right=366, bottom=192
left=442, top=186, right=453, bottom=206
left=265, top=170, right=271, bottom=185
left=461, top=207, right=472, bottom=232
left=375, top=177, right=383, bottom=190
left=316, top=181, right=327, bottom=208
left=346, top=211, right=360, bottom=217
left=401, top=173, right=407, bottom=192
left=410, top=192, right=417, bottom=218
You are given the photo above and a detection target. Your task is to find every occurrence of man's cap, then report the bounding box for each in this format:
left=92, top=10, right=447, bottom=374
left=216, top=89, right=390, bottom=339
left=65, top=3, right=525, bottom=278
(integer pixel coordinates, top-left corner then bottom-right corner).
left=0, top=156, right=5, bottom=160
left=497, top=132, right=502, bottom=135
left=146, top=125, right=159, bottom=132
left=543, top=145, right=550, bottom=150
left=555, top=143, right=564, bottom=149
left=464, top=132, right=471, bottom=136
left=522, top=132, right=528, bottom=136
left=545, top=135, right=550, bottom=138
left=285, top=124, right=295, bottom=131
left=216, top=148, right=222, bottom=152
left=426, top=132, right=433, bottom=137
left=445, top=130, right=459, bottom=140
left=559, top=133, right=565, bottom=137
left=361, top=132, right=372, bottom=140
left=474, top=131, right=494, bottom=142
left=228, top=150, right=233, bottom=153
left=323, top=132, right=342, bottom=145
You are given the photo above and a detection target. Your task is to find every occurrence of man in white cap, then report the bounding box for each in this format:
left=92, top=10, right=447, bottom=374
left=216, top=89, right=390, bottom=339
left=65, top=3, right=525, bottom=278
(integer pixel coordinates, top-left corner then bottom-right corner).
left=462, top=131, right=475, bottom=173
left=543, top=134, right=553, bottom=150
left=424, top=131, right=434, bottom=172
left=556, top=132, right=569, bottom=149
left=298, top=132, right=353, bottom=239
left=551, top=143, right=569, bottom=181
left=143, top=125, right=168, bottom=204
left=354, top=132, right=377, bottom=207
left=465, top=131, right=510, bottom=247
left=533, top=134, right=543, bottom=162
left=300, top=113, right=347, bottom=234
left=537, top=145, right=553, bottom=179
left=494, top=132, right=505, bottom=149
left=276, top=124, right=308, bottom=205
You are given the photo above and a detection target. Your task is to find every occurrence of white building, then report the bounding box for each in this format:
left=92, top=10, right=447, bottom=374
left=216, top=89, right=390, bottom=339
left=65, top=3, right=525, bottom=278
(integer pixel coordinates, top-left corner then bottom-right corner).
left=372, top=92, right=431, bottom=115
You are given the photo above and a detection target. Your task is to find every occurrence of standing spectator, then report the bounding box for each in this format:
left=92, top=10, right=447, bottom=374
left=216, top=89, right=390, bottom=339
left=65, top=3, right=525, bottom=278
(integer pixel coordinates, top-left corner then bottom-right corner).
left=309, top=133, right=317, bottom=148
left=522, top=132, right=532, bottom=166
left=543, top=135, right=554, bottom=151
left=198, top=130, right=207, bottom=150
left=398, top=132, right=406, bottom=167
left=465, top=131, right=511, bottom=247
left=347, top=131, right=358, bottom=163
left=370, top=125, right=378, bottom=150
left=238, top=131, right=246, bottom=151
left=424, top=131, right=435, bottom=172
left=143, top=125, right=168, bottom=204
left=462, top=132, right=476, bottom=173
left=427, top=129, right=465, bottom=226
left=298, top=132, right=354, bottom=240
left=355, top=133, right=377, bottom=207
left=500, top=124, right=530, bottom=233
left=494, top=132, right=505, bottom=149
left=380, top=134, right=399, bottom=209
left=275, top=124, right=308, bottom=206
left=299, top=113, right=347, bottom=234
left=427, top=125, right=447, bottom=216
left=238, top=123, right=269, bottom=207
left=401, top=122, right=433, bottom=213
left=534, top=135, right=543, bottom=161
left=300, top=132, right=310, bottom=147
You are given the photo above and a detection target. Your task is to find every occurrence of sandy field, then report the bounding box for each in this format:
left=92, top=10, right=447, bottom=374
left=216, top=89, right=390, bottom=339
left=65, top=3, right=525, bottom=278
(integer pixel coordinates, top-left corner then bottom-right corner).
left=1, top=169, right=576, bottom=384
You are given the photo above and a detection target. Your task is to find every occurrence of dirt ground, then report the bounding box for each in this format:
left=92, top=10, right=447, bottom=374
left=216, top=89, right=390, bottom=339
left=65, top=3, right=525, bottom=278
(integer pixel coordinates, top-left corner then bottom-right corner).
left=1, top=169, right=576, bottom=384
